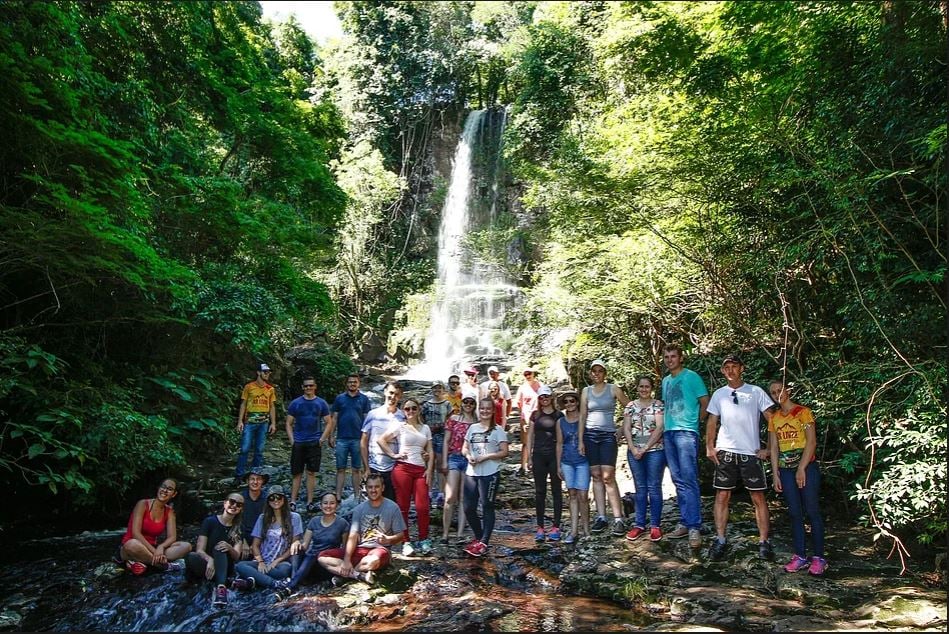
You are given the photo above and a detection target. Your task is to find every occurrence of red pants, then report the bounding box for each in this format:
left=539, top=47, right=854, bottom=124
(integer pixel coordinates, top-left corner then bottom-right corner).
left=391, top=462, right=430, bottom=541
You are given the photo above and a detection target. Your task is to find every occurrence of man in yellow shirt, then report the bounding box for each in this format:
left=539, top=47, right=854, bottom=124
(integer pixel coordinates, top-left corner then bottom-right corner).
left=233, top=363, right=277, bottom=486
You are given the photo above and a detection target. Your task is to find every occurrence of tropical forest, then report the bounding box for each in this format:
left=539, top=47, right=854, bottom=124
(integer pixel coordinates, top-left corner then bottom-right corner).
left=0, top=1, right=945, bottom=631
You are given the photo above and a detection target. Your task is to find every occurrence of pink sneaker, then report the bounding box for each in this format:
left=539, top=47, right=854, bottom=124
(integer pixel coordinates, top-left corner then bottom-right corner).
left=808, top=556, right=827, bottom=576
left=784, top=554, right=809, bottom=573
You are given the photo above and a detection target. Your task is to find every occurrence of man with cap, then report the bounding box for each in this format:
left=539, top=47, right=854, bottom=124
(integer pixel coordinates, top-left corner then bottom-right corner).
left=479, top=366, right=512, bottom=420
left=705, top=353, right=777, bottom=562
left=514, top=366, right=542, bottom=476
left=661, top=344, right=710, bottom=548
left=239, top=467, right=270, bottom=560
left=233, top=363, right=277, bottom=486
left=461, top=365, right=480, bottom=401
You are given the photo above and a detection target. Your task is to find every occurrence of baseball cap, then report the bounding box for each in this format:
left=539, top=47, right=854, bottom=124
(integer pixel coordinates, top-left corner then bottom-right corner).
left=463, top=366, right=478, bottom=376
left=721, top=353, right=744, bottom=366
left=258, top=363, right=271, bottom=372
left=537, top=385, right=553, bottom=397
left=488, top=366, right=499, bottom=374
left=590, top=359, right=607, bottom=371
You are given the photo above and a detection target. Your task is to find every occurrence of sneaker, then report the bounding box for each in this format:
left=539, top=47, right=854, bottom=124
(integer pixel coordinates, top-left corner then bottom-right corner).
left=759, top=540, right=775, bottom=561
left=163, top=560, right=185, bottom=573
left=784, top=554, right=810, bottom=573
left=306, top=501, right=320, bottom=514
left=591, top=516, right=609, bottom=533
left=668, top=524, right=689, bottom=539
left=808, top=556, right=827, bottom=576
left=688, top=528, right=702, bottom=548
left=563, top=531, right=575, bottom=545
left=611, top=519, right=626, bottom=536
left=463, top=539, right=487, bottom=557
left=289, top=501, right=298, bottom=513
left=330, top=575, right=348, bottom=587
left=401, top=541, right=416, bottom=557
left=626, top=526, right=646, bottom=541
left=212, top=584, right=228, bottom=607
left=272, top=586, right=292, bottom=602
left=230, top=576, right=255, bottom=591
left=126, top=561, right=147, bottom=576
left=418, top=538, right=433, bottom=555
left=440, top=537, right=450, bottom=545
left=548, top=527, right=561, bottom=541
left=649, top=527, right=662, bottom=542
left=709, top=539, right=728, bottom=561
left=535, top=526, right=546, bottom=542
left=357, top=570, right=375, bottom=584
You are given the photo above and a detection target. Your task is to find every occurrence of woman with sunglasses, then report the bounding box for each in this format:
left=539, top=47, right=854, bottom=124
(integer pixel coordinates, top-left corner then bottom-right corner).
left=232, top=485, right=303, bottom=592
left=460, top=397, right=510, bottom=558
left=526, top=385, right=563, bottom=542
left=377, top=397, right=434, bottom=556
left=622, top=376, right=666, bottom=542
left=556, top=390, right=589, bottom=543
left=118, top=478, right=192, bottom=575
left=185, top=493, right=245, bottom=608
left=441, top=394, right=477, bottom=544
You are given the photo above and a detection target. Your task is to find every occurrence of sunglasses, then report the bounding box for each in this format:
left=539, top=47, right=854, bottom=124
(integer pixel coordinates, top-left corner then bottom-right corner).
left=523, top=372, right=533, bottom=376
left=731, top=390, right=739, bottom=405
left=302, top=384, right=316, bottom=389
left=403, top=405, right=419, bottom=412
left=462, top=400, right=476, bottom=405
left=226, top=499, right=244, bottom=508
left=268, top=495, right=285, bottom=502
left=562, top=398, right=577, bottom=404
left=448, top=382, right=460, bottom=386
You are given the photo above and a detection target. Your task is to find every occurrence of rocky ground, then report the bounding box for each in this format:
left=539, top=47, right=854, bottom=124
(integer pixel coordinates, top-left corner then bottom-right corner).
left=165, top=374, right=947, bottom=632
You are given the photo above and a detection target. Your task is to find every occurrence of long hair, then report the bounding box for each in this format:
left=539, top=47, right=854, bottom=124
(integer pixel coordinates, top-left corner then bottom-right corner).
left=262, top=496, right=293, bottom=542
left=480, top=397, right=497, bottom=434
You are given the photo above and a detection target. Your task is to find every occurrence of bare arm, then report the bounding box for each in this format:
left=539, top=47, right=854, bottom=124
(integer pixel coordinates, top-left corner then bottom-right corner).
left=285, top=414, right=295, bottom=445
left=320, top=414, right=334, bottom=446
left=237, top=399, right=247, bottom=432
left=577, top=388, right=588, bottom=455
left=769, top=430, right=782, bottom=493
left=705, top=413, right=720, bottom=464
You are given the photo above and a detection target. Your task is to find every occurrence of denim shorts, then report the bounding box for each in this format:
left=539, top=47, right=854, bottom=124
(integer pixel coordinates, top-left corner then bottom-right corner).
left=583, top=430, right=618, bottom=467
left=447, top=453, right=468, bottom=472
left=335, top=438, right=362, bottom=470
left=561, top=461, right=591, bottom=491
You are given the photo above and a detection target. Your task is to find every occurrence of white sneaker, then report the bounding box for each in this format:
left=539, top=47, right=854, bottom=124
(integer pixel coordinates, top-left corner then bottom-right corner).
left=401, top=541, right=415, bottom=557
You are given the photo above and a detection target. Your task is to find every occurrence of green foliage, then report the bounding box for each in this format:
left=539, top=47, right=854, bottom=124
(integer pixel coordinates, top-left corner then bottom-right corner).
left=501, top=0, right=947, bottom=553
left=0, top=0, right=350, bottom=518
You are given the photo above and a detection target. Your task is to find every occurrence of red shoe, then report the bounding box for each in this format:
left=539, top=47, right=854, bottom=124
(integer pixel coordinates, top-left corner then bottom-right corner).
left=126, top=561, right=147, bottom=576
left=625, top=526, right=646, bottom=541
left=649, top=527, right=662, bottom=542
left=464, top=540, right=487, bottom=557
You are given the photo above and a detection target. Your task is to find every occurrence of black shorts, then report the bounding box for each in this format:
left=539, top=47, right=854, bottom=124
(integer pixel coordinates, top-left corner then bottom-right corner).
left=291, top=441, right=322, bottom=475
left=713, top=450, right=767, bottom=491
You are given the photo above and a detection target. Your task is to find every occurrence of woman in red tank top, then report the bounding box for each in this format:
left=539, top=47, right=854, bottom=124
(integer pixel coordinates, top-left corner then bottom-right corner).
left=119, top=478, right=192, bottom=575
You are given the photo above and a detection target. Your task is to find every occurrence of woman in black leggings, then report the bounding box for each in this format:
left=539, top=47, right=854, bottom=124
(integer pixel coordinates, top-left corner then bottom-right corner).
left=526, top=385, right=563, bottom=542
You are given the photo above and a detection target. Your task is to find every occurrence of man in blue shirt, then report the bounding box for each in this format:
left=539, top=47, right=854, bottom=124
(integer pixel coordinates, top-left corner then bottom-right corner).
left=325, top=374, right=373, bottom=500
left=660, top=344, right=710, bottom=549
left=285, top=376, right=332, bottom=513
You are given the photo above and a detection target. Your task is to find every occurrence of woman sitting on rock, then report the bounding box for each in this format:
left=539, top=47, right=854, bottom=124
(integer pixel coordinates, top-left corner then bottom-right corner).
left=185, top=492, right=245, bottom=608
left=118, top=478, right=192, bottom=575
left=231, top=485, right=303, bottom=592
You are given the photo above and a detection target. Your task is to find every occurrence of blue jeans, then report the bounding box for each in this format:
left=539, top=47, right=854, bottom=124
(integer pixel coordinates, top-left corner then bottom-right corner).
left=234, top=559, right=293, bottom=588
left=235, top=422, right=268, bottom=477
left=779, top=462, right=824, bottom=558
left=663, top=430, right=702, bottom=530
left=628, top=449, right=667, bottom=528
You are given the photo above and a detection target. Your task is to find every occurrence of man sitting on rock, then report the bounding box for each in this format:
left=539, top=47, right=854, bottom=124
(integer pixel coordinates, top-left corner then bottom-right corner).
left=316, top=473, right=405, bottom=585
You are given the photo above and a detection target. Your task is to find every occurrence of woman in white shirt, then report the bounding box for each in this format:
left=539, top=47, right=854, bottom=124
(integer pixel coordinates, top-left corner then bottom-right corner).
left=460, top=397, right=509, bottom=558
left=378, top=397, right=434, bottom=556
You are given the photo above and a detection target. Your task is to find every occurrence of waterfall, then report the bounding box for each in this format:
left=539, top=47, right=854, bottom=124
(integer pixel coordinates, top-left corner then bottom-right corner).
left=407, top=108, right=519, bottom=380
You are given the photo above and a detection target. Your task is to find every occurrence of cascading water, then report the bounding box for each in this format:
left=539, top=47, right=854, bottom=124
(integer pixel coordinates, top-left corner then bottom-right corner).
left=408, top=108, right=520, bottom=380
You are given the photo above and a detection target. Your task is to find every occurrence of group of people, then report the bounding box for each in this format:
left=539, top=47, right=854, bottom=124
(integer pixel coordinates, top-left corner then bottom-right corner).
left=116, top=347, right=827, bottom=608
